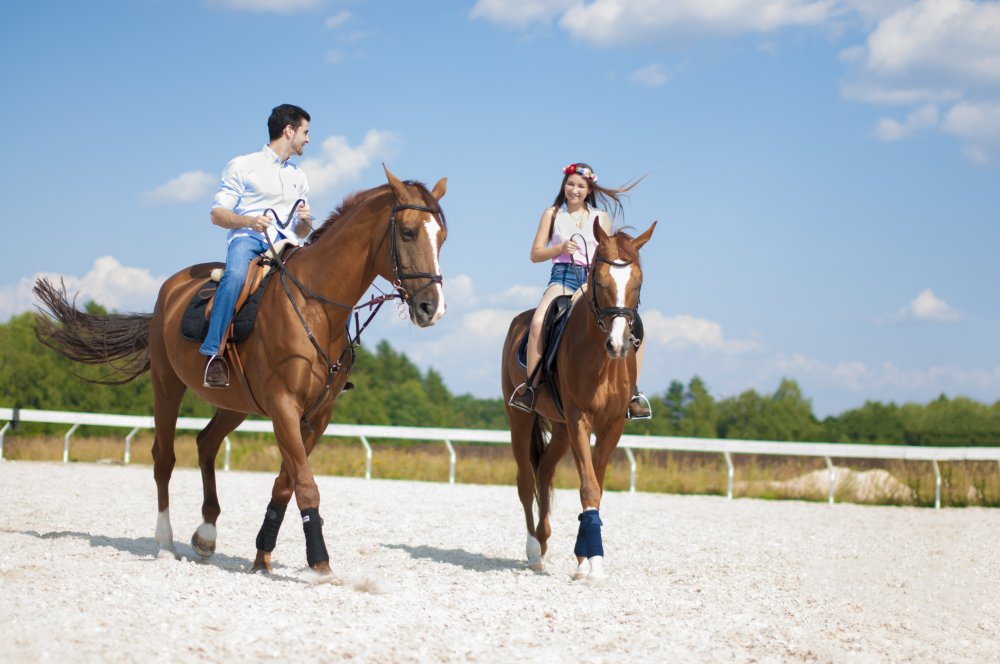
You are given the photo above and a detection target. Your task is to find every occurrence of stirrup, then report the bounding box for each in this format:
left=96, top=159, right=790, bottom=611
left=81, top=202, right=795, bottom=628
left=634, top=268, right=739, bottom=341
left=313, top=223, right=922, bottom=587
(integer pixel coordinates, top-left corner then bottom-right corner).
left=627, top=390, right=652, bottom=420
left=508, top=382, right=536, bottom=414
left=203, top=355, right=230, bottom=388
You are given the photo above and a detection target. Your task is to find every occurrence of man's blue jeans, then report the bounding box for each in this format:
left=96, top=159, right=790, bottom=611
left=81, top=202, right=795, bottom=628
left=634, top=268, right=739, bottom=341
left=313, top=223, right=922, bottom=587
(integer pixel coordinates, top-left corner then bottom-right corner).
left=199, top=236, right=268, bottom=357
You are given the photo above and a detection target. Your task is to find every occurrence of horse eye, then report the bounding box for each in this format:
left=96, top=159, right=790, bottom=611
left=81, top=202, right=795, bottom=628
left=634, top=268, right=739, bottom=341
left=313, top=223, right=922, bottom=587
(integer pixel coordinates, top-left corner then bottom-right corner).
left=400, top=227, right=417, bottom=241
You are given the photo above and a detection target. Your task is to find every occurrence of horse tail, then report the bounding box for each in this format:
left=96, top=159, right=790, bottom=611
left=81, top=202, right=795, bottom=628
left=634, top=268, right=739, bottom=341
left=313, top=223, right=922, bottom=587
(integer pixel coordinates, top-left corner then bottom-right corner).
left=529, top=415, right=553, bottom=508
left=33, top=277, right=152, bottom=385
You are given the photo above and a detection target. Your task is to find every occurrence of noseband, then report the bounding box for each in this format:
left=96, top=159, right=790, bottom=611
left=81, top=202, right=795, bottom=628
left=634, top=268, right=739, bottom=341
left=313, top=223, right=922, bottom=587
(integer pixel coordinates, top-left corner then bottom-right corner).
left=388, top=201, right=446, bottom=302
left=589, top=254, right=642, bottom=348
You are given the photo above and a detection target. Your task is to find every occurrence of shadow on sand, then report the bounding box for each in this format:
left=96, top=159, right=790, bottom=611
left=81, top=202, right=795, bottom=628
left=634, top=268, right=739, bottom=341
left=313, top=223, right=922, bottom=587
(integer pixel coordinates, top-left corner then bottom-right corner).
left=383, top=543, right=526, bottom=573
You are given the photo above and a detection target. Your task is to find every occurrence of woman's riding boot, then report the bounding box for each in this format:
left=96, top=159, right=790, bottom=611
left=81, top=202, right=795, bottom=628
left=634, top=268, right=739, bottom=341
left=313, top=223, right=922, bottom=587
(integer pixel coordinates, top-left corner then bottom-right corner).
left=627, top=388, right=652, bottom=419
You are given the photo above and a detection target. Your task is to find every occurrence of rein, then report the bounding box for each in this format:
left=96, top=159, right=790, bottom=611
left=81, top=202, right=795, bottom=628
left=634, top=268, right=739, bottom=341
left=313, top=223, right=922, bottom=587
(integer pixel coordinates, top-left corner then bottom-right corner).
left=258, top=194, right=445, bottom=428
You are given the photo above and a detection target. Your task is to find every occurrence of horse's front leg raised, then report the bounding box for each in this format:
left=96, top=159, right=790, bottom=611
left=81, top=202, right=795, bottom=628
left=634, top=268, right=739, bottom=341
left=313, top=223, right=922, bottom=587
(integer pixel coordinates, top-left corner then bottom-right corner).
left=565, top=413, right=606, bottom=582
left=261, top=409, right=332, bottom=574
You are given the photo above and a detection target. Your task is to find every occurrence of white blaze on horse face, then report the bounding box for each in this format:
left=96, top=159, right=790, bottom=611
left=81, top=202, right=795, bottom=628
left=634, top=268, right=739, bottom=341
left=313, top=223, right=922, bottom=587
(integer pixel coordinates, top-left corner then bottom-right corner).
left=421, top=217, right=446, bottom=322
left=607, top=263, right=632, bottom=353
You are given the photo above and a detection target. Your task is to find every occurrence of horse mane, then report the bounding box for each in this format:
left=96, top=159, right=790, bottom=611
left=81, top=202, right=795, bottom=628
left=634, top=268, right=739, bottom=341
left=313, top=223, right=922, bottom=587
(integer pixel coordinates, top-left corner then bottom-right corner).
left=306, top=180, right=435, bottom=245
left=600, top=229, right=641, bottom=265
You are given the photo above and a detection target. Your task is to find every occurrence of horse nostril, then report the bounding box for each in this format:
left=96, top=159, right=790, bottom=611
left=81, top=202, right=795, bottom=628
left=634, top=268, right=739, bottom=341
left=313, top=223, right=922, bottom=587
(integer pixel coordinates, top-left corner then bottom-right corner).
left=418, top=300, right=435, bottom=318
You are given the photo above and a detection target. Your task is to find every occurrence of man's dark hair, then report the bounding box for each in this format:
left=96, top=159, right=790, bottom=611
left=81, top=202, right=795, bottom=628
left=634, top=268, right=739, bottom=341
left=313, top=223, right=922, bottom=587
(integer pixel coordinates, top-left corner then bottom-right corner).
left=267, top=104, right=311, bottom=141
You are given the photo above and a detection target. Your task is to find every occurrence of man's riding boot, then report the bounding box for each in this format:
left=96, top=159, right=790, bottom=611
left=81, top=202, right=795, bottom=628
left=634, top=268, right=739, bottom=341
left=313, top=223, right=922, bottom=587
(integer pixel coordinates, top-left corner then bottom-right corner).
left=627, top=388, right=652, bottom=420
left=508, top=383, right=536, bottom=414
left=204, top=355, right=230, bottom=388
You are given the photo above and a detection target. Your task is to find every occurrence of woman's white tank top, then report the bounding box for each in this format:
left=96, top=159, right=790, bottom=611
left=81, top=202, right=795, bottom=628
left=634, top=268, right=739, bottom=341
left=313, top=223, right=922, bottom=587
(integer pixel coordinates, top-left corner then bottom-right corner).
left=550, top=204, right=607, bottom=267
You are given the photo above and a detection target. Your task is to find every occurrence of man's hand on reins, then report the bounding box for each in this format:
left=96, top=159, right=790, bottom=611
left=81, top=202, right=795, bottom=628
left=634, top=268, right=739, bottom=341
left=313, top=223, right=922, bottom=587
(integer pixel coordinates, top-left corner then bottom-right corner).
left=247, top=215, right=273, bottom=233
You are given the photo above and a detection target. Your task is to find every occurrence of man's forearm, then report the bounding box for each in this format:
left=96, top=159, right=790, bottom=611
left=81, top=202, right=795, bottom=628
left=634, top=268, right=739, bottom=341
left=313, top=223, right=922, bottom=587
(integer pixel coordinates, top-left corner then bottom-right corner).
left=210, top=207, right=254, bottom=229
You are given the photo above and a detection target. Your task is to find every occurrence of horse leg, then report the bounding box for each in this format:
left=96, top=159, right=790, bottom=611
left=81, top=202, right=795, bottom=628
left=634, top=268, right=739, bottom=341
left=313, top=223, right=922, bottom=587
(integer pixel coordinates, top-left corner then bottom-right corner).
left=252, top=406, right=331, bottom=573
left=190, top=408, right=248, bottom=558
left=271, top=410, right=331, bottom=573
left=151, top=367, right=186, bottom=559
left=564, top=412, right=606, bottom=581
left=508, top=410, right=542, bottom=569
left=532, top=422, right=570, bottom=565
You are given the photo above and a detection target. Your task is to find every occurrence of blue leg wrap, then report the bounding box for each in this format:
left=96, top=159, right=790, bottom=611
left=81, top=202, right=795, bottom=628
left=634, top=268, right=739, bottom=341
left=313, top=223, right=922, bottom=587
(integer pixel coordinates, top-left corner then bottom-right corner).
left=254, top=500, right=286, bottom=553
left=301, top=507, right=329, bottom=567
left=574, top=509, right=604, bottom=558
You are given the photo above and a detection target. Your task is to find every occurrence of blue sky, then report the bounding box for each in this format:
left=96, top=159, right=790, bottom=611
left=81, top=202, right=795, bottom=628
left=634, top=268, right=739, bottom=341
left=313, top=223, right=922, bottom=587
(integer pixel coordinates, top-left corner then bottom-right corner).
left=2, top=0, right=998, bottom=417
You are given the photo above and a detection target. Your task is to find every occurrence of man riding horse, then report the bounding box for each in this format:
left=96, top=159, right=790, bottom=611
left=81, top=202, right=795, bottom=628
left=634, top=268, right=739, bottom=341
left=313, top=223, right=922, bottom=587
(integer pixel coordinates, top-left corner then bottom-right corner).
left=200, top=103, right=314, bottom=388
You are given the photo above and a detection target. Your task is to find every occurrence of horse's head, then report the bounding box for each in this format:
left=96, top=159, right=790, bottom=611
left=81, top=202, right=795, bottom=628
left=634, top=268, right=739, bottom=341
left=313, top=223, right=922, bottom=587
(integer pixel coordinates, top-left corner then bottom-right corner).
left=589, top=219, right=656, bottom=358
left=382, top=165, right=448, bottom=327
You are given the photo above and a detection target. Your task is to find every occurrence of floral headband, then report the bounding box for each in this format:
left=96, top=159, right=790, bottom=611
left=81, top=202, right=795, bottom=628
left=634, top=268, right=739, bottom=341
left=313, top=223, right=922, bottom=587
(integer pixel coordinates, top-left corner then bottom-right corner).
left=563, top=163, right=598, bottom=183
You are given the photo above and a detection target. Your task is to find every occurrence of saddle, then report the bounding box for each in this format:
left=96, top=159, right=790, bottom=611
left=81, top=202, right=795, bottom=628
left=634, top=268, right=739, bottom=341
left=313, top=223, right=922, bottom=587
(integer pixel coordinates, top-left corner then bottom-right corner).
left=516, top=295, right=574, bottom=415
left=180, top=240, right=296, bottom=346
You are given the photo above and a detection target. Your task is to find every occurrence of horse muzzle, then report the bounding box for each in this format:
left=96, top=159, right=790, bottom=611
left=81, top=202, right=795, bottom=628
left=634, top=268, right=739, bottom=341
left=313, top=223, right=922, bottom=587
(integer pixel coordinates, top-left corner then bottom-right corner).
left=409, top=287, right=445, bottom=327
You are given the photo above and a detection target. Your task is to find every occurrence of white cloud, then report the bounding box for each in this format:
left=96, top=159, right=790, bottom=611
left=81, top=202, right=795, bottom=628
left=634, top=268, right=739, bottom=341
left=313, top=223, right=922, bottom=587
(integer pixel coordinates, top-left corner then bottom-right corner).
left=300, top=130, right=398, bottom=196
left=488, top=285, right=542, bottom=308
left=205, top=0, right=325, bottom=12
left=641, top=310, right=757, bottom=354
left=908, top=288, right=960, bottom=322
left=878, top=288, right=960, bottom=324
left=841, top=0, right=1000, bottom=162
left=446, top=275, right=478, bottom=309
left=472, top=0, right=840, bottom=43
left=1, top=256, right=164, bottom=322
left=628, top=63, right=669, bottom=87
left=872, top=103, right=938, bottom=141
left=941, top=100, right=1000, bottom=165
left=469, top=0, right=575, bottom=28
left=142, top=170, right=215, bottom=205
left=325, top=10, right=351, bottom=28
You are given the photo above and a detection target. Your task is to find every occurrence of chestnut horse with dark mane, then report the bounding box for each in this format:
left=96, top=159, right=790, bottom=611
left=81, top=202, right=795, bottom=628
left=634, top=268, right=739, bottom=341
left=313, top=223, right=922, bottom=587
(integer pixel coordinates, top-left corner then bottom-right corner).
left=501, top=219, right=655, bottom=581
left=34, top=167, right=447, bottom=575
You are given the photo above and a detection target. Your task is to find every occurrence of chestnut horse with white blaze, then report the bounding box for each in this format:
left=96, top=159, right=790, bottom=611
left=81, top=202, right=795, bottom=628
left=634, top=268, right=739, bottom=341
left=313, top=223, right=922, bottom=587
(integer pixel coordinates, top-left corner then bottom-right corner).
left=501, top=219, right=655, bottom=581
left=34, top=166, right=447, bottom=575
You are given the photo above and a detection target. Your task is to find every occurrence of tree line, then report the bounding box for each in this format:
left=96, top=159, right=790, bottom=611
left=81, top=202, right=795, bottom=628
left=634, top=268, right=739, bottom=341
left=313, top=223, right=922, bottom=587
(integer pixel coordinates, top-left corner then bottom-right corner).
left=2, top=310, right=998, bottom=445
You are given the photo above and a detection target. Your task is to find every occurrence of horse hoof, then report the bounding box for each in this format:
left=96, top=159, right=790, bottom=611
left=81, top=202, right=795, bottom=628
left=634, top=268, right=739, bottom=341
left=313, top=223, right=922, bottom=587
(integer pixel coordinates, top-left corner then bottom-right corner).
left=190, top=524, right=217, bottom=558
left=526, top=535, right=544, bottom=571
left=252, top=551, right=272, bottom=573
left=586, top=556, right=606, bottom=583
left=157, top=547, right=178, bottom=561
left=310, top=561, right=332, bottom=575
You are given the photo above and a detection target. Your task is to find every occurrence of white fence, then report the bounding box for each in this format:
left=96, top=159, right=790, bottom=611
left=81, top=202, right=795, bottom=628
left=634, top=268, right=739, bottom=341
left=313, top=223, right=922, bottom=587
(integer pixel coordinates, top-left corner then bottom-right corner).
left=2, top=407, right=999, bottom=509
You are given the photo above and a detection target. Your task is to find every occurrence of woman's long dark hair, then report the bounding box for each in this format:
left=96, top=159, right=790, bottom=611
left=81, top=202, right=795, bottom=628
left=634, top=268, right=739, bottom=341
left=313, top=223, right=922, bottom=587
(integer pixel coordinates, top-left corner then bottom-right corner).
left=548, top=162, right=643, bottom=239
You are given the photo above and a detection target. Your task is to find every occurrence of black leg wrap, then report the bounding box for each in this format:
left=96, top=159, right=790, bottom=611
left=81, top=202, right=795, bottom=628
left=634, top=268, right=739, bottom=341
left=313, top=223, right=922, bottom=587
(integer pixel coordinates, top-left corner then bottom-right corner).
left=301, top=507, right=329, bottom=567
left=254, top=500, right=287, bottom=553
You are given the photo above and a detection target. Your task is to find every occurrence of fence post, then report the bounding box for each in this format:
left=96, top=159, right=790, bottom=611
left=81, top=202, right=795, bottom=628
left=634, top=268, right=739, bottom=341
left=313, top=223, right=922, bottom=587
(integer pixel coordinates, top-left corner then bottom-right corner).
left=63, top=423, right=80, bottom=463
left=623, top=447, right=636, bottom=493
left=124, top=427, right=140, bottom=465
left=825, top=456, right=835, bottom=505
left=444, top=439, right=456, bottom=485
left=724, top=451, right=734, bottom=500
left=0, top=421, right=9, bottom=461
left=360, top=436, right=372, bottom=480
left=933, top=460, right=941, bottom=510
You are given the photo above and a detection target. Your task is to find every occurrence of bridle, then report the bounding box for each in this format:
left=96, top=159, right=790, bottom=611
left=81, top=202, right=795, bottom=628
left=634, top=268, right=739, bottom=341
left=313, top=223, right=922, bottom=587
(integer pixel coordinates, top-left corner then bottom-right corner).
left=589, top=254, right=642, bottom=348
left=386, top=200, right=447, bottom=301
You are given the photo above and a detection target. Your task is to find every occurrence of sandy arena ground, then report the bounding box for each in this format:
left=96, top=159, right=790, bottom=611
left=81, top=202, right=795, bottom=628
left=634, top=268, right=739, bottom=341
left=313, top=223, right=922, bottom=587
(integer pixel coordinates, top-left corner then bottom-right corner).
left=1, top=460, right=997, bottom=663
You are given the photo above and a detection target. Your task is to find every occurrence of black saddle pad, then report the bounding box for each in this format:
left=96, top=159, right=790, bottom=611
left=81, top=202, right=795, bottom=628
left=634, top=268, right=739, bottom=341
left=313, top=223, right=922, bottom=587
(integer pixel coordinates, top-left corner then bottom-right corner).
left=516, top=295, right=573, bottom=370
left=180, top=270, right=276, bottom=344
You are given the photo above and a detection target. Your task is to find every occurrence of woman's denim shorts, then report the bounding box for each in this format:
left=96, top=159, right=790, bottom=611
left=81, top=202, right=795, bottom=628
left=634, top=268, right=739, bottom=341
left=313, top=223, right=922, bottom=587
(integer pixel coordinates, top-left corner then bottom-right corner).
left=547, top=263, right=588, bottom=292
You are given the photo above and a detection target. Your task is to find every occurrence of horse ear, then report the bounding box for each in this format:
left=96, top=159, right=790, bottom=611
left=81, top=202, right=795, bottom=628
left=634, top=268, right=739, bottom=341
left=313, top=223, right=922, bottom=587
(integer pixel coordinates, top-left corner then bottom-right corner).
left=593, top=217, right=610, bottom=244
left=430, top=177, right=447, bottom=201
left=383, top=163, right=409, bottom=201
left=633, top=221, right=657, bottom=250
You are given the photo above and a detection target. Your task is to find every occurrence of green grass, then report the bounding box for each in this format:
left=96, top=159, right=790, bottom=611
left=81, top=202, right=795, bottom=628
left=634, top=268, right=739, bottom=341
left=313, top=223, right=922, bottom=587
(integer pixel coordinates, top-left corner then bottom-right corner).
left=4, top=435, right=998, bottom=508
